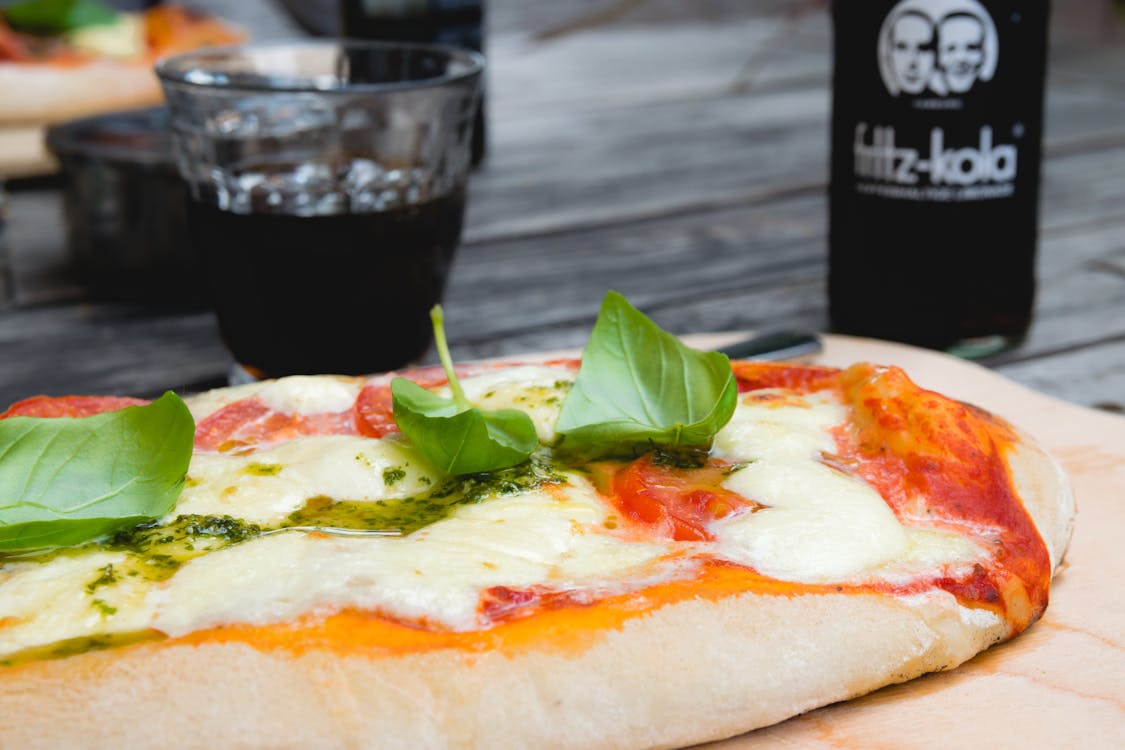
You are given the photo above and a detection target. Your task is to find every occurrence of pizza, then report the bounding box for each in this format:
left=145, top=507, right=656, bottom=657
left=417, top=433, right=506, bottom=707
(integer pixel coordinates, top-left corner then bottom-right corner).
left=0, top=297, right=1073, bottom=749
left=0, top=2, right=243, bottom=176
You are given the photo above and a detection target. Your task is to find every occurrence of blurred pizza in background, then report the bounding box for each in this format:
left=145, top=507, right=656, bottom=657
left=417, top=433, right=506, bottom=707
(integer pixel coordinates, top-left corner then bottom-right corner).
left=0, top=0, right=243, bottom=177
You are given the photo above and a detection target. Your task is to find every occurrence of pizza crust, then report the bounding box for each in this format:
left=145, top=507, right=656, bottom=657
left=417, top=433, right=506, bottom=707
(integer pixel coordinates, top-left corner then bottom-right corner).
left=0, top=61, right=162, bottom=127
left=0, top=124, right=51, bottom=178
left=0, top=62, right=163, bottom=177
left=1006, top=428, right=1075, bottom=573
left=0, top=588, right=1010, bottom=750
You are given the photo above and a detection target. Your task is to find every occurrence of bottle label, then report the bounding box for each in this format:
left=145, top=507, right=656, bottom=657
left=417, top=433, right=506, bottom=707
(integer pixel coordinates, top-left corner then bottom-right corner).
left=853, top=124, right=1017, bottom=200
left=877, top=0, right=998, bottom=97
left=843, top=0, right=1031, bottom=204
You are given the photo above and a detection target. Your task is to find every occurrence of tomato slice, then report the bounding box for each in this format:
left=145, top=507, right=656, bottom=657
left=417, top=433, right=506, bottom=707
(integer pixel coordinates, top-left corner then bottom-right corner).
left=0, top=395, right=148, bottom=420
left=0, top=20, right=28, bottom=62
left=478, top=585, right=593, bottom=623
left=194, top=398, right=357, bottom=452
left=352, top=383, right=398, bottom=439
left=479, top=586, right=541, bottom=620
left=609, top=455, right=758, bottom=542
left=352, top=365, right=469, bottom=439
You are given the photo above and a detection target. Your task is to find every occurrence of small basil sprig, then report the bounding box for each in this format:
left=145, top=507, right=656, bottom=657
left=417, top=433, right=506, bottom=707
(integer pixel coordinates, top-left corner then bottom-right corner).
left=3, top=0, right=117, bottom=35
left=0, top=392, right=195, bottom=551
left=555, top=291, right=737, bottom=457
left=392, top=307, right=538, bottom=475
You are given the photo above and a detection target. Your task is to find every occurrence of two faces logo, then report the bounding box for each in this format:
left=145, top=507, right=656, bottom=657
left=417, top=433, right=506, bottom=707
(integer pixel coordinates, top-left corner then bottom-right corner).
left=877, top=0, right=998, bottom=96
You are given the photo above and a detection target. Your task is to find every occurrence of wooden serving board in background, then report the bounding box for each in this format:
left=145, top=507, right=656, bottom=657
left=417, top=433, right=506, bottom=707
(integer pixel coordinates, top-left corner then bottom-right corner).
left=676, top=334, right=1125, bottom=749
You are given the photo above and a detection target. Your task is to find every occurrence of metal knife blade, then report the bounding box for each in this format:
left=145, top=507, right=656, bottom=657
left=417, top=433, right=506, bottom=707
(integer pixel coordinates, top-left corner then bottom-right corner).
left=714, top=331, right=822, bottom=362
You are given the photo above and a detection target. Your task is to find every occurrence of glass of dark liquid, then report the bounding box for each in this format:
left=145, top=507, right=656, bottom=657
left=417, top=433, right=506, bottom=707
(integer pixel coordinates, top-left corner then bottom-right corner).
left=156, top=41, right=483, bottom=379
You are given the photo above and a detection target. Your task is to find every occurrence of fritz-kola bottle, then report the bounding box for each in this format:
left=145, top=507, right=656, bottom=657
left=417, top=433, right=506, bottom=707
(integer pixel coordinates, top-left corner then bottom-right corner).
left=829, top=0, right=1049, bottom=356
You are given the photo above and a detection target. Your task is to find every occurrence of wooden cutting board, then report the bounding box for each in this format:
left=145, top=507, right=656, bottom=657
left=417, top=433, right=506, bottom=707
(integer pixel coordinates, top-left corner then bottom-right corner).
left=672, top=334, right=1125, bottom=749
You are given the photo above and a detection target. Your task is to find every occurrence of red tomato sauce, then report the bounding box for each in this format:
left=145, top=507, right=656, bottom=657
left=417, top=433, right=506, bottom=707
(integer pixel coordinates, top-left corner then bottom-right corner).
left=193, top=398, right=359, bottom=452
left=832, top=363, right=1051, bottom=631
left=732, top=361, right=841, bottom=394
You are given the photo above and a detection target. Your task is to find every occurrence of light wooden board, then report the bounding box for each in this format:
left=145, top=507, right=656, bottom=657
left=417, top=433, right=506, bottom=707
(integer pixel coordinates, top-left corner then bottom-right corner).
left=680, top=334, right=1125, bottom=750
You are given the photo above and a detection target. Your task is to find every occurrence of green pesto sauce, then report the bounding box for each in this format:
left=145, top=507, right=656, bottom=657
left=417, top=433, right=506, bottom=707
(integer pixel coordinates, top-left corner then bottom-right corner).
left=85, top=563, right=118, bottom=593
left=90, top=598, right=117, bottom=617
left=649, top=445, right=711, bottom=469
left=285, top=459, right=566, bottom=537
left=101, top=514, right=264, bottom=580
left=382, top=466, right=407, bottom=486
left=0, top=514, right=268, bottom=587
left=0, top=630, right=162, bottom=667
left=243, top=462, right=283, bottom=476
left=722, top=460, right=752, bottom=476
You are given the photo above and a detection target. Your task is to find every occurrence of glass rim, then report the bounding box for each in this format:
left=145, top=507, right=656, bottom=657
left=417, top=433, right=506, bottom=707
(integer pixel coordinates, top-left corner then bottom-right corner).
left=155, top=39, right=485, bottom=95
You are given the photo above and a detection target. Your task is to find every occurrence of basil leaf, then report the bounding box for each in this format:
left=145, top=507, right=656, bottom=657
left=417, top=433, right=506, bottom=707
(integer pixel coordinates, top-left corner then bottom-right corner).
left=0, top=392, right=195, bottom=551
left=392, top=379, right=538, bottom=475
left=555, top=291, right=737, bottom=456
left=4, top=0, right=117, bottom=35
left=392, top=307, right=538, bottom=475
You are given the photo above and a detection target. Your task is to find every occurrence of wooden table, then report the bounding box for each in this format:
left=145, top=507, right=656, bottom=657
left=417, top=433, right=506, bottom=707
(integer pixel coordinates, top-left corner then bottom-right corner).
left=3, top=1, right=1125, bottom=411
left=1, top=3, right=1123, bottom=746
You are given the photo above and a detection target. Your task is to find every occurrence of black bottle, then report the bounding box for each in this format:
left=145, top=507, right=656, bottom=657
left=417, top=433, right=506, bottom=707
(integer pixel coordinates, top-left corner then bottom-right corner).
left=829, top=0, right=1049, bottom=356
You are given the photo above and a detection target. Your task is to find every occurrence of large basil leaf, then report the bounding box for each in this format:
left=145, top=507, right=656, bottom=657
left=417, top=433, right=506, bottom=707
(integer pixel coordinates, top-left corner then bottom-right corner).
left=392, top=307, right=538, bottom=475
left=0, top=392, right=195, bottom=551
left=555, top=291, right=737, bottom=456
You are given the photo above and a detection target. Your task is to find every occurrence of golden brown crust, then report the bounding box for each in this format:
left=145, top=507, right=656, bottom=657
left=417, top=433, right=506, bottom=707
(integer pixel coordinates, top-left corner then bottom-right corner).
left=0, top=123, right=52, bottom=178
left=0, top=61, right=162, bottom=127
left=0, top=590, right=1010, bottom=750
left=1006, top=429, right=1075, bottom=573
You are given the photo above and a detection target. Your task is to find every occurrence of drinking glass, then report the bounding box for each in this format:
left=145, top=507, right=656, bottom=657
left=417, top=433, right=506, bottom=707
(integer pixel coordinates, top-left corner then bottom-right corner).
left=157, top=40, right=483, bottom=379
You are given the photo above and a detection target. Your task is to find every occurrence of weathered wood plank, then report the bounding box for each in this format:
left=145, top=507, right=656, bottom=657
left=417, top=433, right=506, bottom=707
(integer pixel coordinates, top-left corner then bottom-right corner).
left=995, top=335, right=1125, bottom=412
left=0, top=305, right=229, bottom=400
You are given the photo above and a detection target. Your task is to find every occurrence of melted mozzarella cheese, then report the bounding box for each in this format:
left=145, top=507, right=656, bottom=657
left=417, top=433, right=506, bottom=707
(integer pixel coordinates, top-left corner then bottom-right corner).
left=0, top=552, right=154, bottom=655
left=716, top=458, right=909, bottom=581
left=185, top=381, right=264, bottom=423
left=448, top=365, right=575, bottom=444
left=256, top=376, right=363, bottom=415
left=712, top=390, right=985, bottom=582
left=713, top=389, right=844, bottom=462
left=177, top=434, right=438, bottom=525
left=155, top=479, right=674, bottom=636
left=870, top=529, right=988, bottom=585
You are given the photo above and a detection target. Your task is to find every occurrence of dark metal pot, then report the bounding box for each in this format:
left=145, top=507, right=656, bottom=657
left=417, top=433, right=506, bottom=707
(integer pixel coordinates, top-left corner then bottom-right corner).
left=46, top=107, right=206, bottom=307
